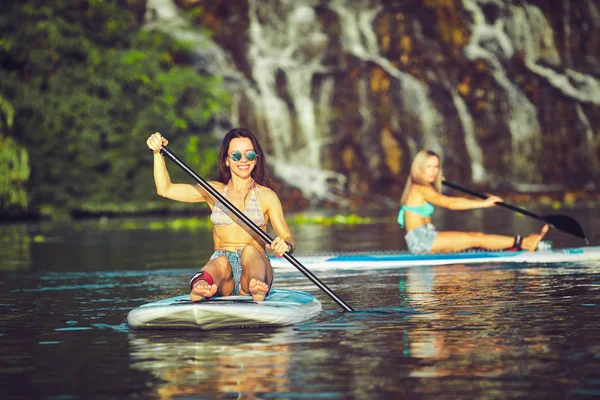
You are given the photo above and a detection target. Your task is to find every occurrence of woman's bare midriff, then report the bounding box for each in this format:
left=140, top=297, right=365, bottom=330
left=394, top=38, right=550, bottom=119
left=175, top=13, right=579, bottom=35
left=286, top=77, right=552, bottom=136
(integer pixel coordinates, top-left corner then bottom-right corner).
left=212, top=224, right=267, bottom=252
left=403, top=212, right=432, bottom=232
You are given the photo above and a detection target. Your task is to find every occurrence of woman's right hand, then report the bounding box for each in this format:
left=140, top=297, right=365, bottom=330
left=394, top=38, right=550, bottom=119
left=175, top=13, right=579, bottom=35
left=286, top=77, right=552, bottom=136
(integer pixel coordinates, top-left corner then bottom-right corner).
left=483, top=195, right=503, bottom=207
left=147, top=132, right=169, bottom=154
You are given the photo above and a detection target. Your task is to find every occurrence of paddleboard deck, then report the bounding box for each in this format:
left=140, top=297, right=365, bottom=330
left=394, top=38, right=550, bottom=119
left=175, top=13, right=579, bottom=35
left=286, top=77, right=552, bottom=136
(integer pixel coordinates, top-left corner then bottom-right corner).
left=127, top=289, right=322, bottom=330
left=269, top=246, right=600, bottom=271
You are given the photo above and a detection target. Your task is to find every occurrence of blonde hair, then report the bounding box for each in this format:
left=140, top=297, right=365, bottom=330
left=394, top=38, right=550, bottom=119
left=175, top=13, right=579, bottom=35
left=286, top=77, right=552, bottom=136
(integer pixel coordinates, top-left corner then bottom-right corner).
left=400, top=150, right=443, bottom=204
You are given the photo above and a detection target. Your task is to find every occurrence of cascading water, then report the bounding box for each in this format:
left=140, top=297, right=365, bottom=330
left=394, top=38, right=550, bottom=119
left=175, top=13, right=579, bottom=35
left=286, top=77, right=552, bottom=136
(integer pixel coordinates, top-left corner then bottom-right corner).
left=463, top=0, right=542, bottom=182
left=246, top=0, right=348, bottom=204
left=462, top=0, right=600, bottom=184
left=330, top=0, right=445, bottom=155
left=145, top=0, right=600, bottom=203
left=450, top=87, right=486, bottom=183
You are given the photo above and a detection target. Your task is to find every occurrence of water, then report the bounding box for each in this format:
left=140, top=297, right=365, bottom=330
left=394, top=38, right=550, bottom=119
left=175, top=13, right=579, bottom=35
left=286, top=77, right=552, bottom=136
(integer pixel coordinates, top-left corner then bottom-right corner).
left=1, top=205, right=599, bottom=399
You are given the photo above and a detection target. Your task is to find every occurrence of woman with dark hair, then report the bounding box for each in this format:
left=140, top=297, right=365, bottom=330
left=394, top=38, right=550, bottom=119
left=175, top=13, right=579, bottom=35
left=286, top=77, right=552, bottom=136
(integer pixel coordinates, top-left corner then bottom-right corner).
left=146, top=128, right=294, bottom=302
left=399, top=149, right=548, bottom=254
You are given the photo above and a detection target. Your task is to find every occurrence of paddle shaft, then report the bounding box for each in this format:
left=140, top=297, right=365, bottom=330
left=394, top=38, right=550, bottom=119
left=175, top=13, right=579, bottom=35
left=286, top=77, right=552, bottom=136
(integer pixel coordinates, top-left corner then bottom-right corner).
left=160, top=147, right=354, bottom=312
left=442, top=180, right=589, bottom=242
left=442, top=180, right=542, bottom=221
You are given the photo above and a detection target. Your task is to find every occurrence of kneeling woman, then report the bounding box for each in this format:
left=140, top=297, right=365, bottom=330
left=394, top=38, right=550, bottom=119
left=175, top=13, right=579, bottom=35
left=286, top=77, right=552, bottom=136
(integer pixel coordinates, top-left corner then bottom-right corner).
left=146, top=128, right=295, bottom=301
left=399, top=150, right=548, bottom=254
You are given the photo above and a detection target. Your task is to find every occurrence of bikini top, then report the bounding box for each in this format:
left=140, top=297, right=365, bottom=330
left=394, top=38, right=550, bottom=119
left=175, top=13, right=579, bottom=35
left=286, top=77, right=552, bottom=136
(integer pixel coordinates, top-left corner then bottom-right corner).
left=210, top=181, right=266, bottom=228
left=397, top=202, right=435, bottom=228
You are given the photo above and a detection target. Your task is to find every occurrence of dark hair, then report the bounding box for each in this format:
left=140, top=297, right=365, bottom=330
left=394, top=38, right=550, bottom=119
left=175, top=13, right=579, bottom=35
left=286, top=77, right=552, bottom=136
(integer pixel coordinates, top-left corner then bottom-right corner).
left=217, top=128, right=271, bottom=185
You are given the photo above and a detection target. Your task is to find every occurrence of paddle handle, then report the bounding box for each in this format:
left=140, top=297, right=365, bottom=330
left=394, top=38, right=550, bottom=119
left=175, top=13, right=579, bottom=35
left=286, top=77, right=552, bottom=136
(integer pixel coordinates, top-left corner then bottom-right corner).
left=442, top=180, right=543, bottom=222
left=160, top=146, right=354, bottom=312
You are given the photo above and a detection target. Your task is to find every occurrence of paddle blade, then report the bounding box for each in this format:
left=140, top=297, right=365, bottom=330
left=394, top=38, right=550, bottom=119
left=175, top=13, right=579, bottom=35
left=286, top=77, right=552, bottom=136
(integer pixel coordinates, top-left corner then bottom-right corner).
left=544, top=214, right=587, bottom=241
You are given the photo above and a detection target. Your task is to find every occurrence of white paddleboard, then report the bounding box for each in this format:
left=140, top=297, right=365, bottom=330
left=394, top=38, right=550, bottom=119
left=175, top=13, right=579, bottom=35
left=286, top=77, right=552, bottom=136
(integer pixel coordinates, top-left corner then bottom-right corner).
left=270, top=246, right=600, bottom=271
left=127, top=289, right=322, bottom=330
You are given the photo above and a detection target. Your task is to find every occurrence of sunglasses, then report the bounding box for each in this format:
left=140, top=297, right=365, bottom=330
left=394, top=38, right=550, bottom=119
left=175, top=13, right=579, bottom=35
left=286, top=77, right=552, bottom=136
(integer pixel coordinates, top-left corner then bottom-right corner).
left=229, top=150, right=257, bottom=162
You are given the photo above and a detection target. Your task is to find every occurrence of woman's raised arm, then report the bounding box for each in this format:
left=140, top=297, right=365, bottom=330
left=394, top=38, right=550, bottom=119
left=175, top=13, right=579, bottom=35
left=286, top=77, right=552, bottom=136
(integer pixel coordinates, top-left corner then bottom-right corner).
left=147, top=132, right=212, bottom=203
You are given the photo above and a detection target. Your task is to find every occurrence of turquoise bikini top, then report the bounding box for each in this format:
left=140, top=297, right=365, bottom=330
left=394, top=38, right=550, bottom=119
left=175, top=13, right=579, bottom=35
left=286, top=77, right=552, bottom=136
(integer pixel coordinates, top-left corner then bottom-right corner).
left=397, top=202, right=435, bottom=228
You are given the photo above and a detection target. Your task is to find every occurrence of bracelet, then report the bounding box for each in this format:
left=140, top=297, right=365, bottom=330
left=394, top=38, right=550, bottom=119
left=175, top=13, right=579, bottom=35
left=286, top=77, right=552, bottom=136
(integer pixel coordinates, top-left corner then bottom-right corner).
left=285, top=241, right=295, bottom=255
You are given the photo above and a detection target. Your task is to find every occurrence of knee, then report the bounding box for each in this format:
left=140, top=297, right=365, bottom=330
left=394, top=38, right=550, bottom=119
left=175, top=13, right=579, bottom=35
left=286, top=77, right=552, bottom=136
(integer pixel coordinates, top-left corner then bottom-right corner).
left=210, top=256, right=231, bottom=274
left=243, top=245, right=272, bottom=271
left=240, top=245, right=261, bottom=263
left=241, top=244, right=259, bottom=256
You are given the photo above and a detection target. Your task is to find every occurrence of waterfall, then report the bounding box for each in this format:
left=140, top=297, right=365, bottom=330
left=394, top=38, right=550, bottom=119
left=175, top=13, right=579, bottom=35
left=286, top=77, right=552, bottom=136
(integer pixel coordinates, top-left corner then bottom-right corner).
left=330, top=0, right=444, bottom=155
left=145, top=0, right=222, bottom=67
left=144, top=0, right=599, bottom=199
left=246, top=0, right=347, bottom=204
left=510, top=4, right=600, bottom=105
left=576, top=104, right=600, bottom=182
left=463, top=0, right=542, bottom=182
left=513, top=1, right=600, bottom=180
left=145, top=0, right=348, bottom=203
left=450, top=88, right=486, bottom=183
left=462, top=0, right=600, bottom=181
left=143, top=0, right=254, bottom=126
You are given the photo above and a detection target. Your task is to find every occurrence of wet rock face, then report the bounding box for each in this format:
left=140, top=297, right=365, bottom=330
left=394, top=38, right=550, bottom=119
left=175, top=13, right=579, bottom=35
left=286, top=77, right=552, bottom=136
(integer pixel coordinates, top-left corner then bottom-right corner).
left=173, top=0, right=600, bottom=203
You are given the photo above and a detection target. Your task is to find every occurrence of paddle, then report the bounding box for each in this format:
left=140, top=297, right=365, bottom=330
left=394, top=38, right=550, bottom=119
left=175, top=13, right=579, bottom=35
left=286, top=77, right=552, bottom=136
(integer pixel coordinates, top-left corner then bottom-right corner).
left=442, top=180, right=588, bottom=243
left=160, top=146, right=355, bottom=312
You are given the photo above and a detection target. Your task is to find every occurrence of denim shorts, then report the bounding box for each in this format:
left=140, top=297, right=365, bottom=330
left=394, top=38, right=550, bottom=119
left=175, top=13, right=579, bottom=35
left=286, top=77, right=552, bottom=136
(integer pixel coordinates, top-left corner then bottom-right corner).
left=209, top=249, right=272, bottom=295
left=405, top=224, right=438, bottom=254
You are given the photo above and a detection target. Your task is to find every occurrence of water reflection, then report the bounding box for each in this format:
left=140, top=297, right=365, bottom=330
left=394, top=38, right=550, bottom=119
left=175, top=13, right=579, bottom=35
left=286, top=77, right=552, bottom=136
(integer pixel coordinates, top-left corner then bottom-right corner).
left=1, top=211, right=599, bottom=399
left=395, top=262, right=600, bottom=384
left=402, top=266, right=440, bottom=363
left=0, top=223, right=32, bottom=271
left=128, top=328, right=298, bottom=399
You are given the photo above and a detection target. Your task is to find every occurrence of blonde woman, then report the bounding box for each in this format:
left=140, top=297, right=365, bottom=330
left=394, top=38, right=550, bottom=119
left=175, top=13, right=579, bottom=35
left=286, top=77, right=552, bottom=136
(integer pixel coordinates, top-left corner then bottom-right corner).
left=399, top=150, right=548, bottom=253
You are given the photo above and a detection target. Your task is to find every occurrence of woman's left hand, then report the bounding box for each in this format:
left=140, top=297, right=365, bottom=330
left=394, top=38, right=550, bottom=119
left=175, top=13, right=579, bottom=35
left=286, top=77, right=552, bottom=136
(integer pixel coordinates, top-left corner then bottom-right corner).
left=267, top=237, right=293, bottom=257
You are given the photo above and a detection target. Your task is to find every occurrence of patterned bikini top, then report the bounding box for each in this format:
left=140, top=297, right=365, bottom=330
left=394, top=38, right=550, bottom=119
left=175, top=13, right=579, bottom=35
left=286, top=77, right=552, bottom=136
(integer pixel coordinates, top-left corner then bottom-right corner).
left=210, top=181, right=266, bottom=228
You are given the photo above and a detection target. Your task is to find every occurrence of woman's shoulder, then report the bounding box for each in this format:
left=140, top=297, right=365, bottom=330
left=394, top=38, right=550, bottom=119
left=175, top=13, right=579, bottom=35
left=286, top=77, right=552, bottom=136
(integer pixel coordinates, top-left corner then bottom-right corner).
left=199, top=181, right=226, bottom=197
left=405, top=183, right=433, bottom=204
left=255, top=183, right=276, bottom=195
left=255, top=184, right=280, bottom=202
left=207, top=180, right=226, bottom=190
left=408, top=183, right=429, bottom=195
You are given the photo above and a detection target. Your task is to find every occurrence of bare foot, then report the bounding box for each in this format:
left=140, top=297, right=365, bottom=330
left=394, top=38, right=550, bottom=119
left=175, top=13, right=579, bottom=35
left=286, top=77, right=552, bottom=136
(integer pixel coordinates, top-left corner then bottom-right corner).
left=521, top=224, right=550, bottom=251
left=249, top=278, right=269, bottom=301
left=190, top=280, right=218, bottom=301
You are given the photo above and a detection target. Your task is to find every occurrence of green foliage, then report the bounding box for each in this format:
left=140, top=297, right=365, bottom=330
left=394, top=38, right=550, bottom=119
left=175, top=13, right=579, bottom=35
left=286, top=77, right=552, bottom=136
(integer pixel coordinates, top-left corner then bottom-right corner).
left=0, top=134, right=30, bottom=210
left=0, top=95, right=14, bottom=128
left=0, top=93, right=30, bottom=211
left=112, top=213, right=378, bottom=233
left=288, top=213, right=378, bottom=225
left=120, top=216, right=212, bottom=232
left=0, top=0, right=229, bottom=216
left=186, top=135, right=219, bottom=179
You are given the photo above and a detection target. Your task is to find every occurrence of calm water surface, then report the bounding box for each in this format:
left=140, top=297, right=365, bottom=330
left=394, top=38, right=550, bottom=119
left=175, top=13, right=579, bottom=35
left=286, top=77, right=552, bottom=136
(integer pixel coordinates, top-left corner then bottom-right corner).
left=1, top=205, right=600, bottom=399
